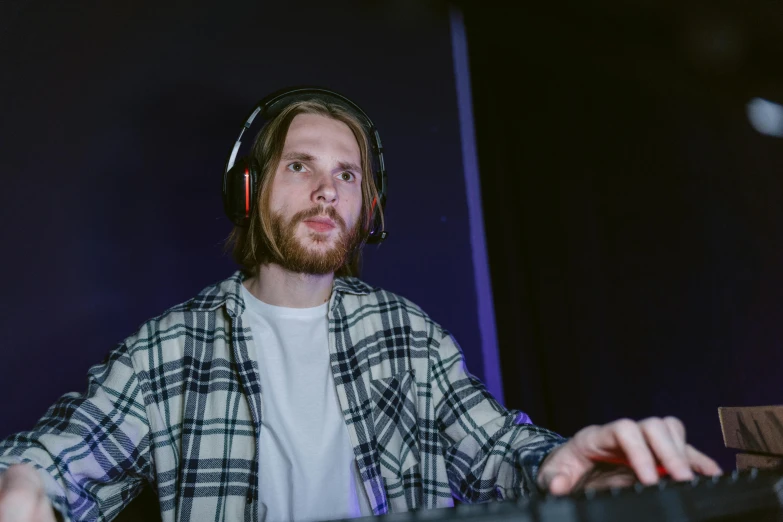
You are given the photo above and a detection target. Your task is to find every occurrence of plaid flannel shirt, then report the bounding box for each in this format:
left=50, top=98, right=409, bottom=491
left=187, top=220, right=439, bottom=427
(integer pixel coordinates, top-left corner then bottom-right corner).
left=0, top=271, right=565, bottom=521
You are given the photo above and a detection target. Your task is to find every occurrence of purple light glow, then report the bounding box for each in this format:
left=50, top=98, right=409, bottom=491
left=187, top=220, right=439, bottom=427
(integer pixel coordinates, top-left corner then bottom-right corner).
left=449, top=7, right=505, bottom=405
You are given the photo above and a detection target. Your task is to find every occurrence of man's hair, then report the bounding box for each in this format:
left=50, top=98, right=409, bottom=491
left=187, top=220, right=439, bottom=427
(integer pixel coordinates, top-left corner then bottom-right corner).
left=225, top=98, right=384, bottom=278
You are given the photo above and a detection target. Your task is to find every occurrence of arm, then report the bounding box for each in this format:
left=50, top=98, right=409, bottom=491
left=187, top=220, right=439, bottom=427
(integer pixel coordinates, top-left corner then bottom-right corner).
left=0, top=344, right=152, bottom=521
left=432, top=329, right=565, bottom=502
left=431, top=331, right=722, bottom=498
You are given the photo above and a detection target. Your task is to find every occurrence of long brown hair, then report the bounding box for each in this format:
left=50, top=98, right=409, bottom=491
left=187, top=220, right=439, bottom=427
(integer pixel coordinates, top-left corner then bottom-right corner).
left=225, top=99, right=384, bottom=278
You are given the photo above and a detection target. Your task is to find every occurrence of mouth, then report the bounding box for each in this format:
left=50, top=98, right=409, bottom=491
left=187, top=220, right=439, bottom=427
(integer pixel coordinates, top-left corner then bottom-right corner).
left=302, top=217, right=337, bottom=233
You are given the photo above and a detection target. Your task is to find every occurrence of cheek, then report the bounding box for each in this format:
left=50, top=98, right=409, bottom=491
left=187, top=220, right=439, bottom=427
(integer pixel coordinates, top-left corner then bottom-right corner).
left=343, top=189, right=364, bottom=222
left=268, top=174, right=301, bottom=212
left=266, top=174, right=283, bottom=210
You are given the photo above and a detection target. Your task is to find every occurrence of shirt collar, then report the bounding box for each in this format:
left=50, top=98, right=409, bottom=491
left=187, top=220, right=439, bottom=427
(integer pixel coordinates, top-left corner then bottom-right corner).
left=188, top=270, right=374, bottom=318
left=332, top=276, right=374, bottom=296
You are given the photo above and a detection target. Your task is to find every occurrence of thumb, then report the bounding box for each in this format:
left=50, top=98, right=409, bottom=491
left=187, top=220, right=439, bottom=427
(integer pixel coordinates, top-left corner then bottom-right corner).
left=545, top=473, right=575, bottom=495
left=537, top=444, right=582, bottom=494
left=537, top=460, right=580, bottom=495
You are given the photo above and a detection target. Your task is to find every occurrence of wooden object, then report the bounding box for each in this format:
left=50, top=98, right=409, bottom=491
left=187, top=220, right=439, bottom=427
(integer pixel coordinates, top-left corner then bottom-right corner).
left=718, top=405, right=783, bottom=455
left=736, top=452, right=783, bottom=471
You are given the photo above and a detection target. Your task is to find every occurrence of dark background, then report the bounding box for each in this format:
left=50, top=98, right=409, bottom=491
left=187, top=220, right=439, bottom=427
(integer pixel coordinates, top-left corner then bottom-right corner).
left=459, top=0, right=783, bottom=473
left=2, top=0, right=783, bottom=516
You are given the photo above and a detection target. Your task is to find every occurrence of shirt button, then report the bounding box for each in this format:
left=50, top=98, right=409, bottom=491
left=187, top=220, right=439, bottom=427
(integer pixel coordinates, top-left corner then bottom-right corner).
left=246, top=492, right=253, bottom=504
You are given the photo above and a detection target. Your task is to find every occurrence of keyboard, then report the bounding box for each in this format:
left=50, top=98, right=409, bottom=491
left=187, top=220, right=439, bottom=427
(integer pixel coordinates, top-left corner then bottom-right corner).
left=329, top=469, right=783, bottom=522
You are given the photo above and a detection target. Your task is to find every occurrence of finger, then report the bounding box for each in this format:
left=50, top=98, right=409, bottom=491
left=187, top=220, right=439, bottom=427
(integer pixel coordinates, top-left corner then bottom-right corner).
left=536, top=440, right=590, bottom=494
left=640, top=418, right=693, bottom=481
left=685, top=444, right=723, bottom=476
left=2, top=464, right=44, bottom=492
left=662, top=416, right=687, bottom=454
left=0, top=464, right=47, bottom=522
left=33, top=497, right=58, bottom=522
left=548, top=474, right=572, bottom=496
left=607, top=419, right=659, bottom=485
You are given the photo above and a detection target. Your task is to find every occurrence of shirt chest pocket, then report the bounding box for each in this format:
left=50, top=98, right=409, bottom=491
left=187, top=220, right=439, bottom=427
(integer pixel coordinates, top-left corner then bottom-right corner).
left=369, top=370, right=421, bottom=478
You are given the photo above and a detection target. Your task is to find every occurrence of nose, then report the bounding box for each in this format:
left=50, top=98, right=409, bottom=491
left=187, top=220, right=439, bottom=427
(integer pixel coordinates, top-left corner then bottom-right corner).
left=312, top=172, right=338, bottom=205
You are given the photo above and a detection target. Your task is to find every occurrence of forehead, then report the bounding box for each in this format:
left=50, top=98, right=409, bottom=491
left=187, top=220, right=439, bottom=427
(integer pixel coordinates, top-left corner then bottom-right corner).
left=283, top=113, right=360, bottom=160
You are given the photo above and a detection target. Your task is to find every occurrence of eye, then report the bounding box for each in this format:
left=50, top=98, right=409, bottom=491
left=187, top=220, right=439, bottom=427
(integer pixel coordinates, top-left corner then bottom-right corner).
left=287, top=162, right=308, bottom=173
left=339, top=171, right=356, bottom=182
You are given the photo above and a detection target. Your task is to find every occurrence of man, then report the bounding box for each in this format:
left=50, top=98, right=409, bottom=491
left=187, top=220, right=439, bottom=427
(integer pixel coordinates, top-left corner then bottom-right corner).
left=0, top=89, right=721, bottom=522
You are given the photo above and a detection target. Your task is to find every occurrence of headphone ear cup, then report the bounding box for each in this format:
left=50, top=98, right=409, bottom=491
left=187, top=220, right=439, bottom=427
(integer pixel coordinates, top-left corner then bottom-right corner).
left=223, top=156, right=260, bottom=227
left=366, top=194, right=387, bottom=244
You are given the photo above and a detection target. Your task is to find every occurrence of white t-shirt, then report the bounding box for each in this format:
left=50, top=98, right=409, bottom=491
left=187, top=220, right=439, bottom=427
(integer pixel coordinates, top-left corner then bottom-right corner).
left=241, top=286, right=371, bottom=522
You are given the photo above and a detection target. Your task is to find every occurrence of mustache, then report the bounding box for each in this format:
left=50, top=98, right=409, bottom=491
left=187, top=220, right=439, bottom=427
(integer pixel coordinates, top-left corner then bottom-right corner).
left=292, top=206, right=346, bottom=230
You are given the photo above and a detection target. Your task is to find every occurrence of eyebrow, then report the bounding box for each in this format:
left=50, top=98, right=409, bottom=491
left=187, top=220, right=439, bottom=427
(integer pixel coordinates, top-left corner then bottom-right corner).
left=281, top=151, right=362, bottom=175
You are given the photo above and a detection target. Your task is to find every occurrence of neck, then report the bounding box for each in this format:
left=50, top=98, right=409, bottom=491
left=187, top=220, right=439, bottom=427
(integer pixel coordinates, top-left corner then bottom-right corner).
left=243, top=263, right=335, bottom=308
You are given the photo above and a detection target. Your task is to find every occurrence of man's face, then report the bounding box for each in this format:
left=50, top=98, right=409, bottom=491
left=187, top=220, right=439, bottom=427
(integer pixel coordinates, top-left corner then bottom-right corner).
left=267, top=112, right=364, bottom=275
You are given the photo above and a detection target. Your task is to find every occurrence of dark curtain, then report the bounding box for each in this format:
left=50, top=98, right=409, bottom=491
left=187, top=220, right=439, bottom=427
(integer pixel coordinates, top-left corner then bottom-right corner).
left=461, top=1, right=783, bottom=472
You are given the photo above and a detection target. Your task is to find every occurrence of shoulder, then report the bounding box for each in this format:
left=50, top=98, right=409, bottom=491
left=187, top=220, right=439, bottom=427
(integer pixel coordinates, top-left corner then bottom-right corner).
left=333, top=277, right=444, bottom=337
left=122, top=271, right=246, bottom=357
left=334, top=277, right=424, bottom=313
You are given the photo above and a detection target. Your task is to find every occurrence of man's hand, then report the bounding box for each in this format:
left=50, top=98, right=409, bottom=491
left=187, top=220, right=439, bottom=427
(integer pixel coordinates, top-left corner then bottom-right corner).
left=537, top=416, right=722, bottom=495
left=0, top=464, right=57, bottom=522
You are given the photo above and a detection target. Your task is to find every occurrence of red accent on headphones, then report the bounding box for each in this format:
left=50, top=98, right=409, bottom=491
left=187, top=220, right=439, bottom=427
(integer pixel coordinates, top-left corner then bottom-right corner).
left=244, top=168, right=250, bottom=218
left=371, top=197, right=378, bottom=211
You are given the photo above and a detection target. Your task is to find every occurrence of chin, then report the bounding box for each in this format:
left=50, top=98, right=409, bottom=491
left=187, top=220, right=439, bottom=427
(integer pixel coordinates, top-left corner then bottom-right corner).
left=301, top=231, right=337, bottom=248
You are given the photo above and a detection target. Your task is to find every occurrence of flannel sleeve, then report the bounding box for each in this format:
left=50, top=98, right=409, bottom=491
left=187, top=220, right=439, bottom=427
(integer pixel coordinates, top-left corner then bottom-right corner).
left=0, top=343, right=152, bottom=521
left=432, top=329, right=567, bottom=502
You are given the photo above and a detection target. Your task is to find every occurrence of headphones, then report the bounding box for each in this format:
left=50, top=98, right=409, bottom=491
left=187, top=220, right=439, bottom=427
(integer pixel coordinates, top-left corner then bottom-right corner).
left=222, top=86, right=388, bottom=244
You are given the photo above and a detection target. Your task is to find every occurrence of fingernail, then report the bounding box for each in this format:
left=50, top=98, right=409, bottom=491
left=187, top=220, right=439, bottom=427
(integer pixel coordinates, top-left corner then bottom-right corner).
left=675, top=468, right=694, bottom=482
left=641, top=468, right=658, bottom=484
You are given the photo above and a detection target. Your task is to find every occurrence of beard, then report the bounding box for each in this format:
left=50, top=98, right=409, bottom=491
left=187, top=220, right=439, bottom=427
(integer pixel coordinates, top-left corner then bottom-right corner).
left=269, top=206, right=362, bottom=275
